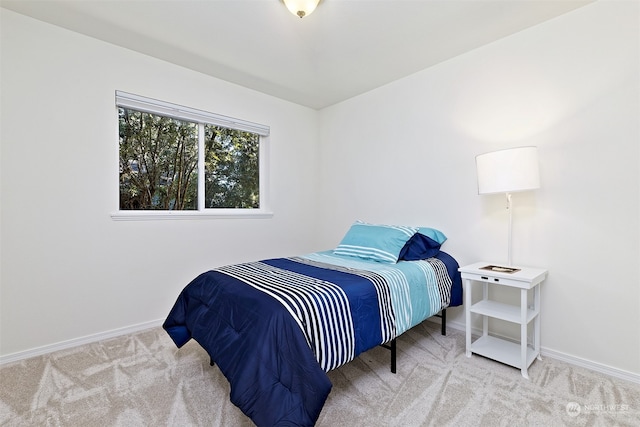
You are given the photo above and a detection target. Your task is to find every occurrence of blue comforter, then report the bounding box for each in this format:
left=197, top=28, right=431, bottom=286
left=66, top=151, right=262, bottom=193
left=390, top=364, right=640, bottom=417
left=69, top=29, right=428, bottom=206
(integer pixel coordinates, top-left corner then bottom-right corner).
left=163, top=251, right=462, bottom=426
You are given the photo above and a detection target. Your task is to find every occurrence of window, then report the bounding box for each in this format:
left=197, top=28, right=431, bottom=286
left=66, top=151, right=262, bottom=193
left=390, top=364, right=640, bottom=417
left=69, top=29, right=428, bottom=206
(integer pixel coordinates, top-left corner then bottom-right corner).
left=113, top=91, right=271, bottom=219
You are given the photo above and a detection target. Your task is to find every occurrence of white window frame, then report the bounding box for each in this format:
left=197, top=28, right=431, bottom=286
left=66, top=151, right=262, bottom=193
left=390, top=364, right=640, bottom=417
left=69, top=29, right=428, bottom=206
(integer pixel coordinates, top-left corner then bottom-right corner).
left=111, top=91, right=272, bottom=220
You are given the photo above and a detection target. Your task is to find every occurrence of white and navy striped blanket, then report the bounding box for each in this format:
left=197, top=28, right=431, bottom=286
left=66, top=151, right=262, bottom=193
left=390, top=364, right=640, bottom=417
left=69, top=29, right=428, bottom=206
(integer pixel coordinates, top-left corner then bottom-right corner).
left=217, top=251, right=452, bottom=372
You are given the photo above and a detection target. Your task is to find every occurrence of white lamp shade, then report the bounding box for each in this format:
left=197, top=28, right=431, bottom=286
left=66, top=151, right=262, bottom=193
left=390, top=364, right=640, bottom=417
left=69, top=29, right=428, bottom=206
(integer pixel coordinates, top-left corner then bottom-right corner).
left=283, top=0, right=320, bottom=18
left=476, top=146, right=540, bottom=195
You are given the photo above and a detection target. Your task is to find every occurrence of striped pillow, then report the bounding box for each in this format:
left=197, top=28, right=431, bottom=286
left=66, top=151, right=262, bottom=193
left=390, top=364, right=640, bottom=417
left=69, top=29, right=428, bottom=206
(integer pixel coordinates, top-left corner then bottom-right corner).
left=334, top=222, right=418, bottom=263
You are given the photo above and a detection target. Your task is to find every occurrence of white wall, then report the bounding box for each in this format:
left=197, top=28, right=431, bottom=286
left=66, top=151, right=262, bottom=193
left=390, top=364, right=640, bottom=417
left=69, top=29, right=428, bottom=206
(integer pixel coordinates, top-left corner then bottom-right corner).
left=318, top=1, right=639, bottom=375
left=0, top=10, right=321, bottom=357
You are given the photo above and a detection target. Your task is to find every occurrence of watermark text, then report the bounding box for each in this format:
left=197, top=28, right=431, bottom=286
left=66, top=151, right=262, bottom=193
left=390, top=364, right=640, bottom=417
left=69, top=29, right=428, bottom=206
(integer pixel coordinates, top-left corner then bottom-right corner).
left=566, top=402, right=630, bottom=417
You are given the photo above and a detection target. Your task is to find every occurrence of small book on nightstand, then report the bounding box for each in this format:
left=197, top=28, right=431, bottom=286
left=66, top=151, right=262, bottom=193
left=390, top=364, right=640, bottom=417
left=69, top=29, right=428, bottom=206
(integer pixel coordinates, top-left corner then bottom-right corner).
left=479, top=265, right=520, bottom=274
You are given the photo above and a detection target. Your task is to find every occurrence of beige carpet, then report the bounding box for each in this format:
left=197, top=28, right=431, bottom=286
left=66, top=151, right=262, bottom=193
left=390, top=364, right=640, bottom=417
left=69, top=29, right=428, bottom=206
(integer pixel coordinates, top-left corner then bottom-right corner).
left=1, top=323, right=638, bottom=426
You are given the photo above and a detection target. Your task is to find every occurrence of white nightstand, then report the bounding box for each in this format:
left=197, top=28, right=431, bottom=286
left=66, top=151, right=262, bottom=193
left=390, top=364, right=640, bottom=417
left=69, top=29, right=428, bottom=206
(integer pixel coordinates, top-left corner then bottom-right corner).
left=459, top=262, right=547, bottom=379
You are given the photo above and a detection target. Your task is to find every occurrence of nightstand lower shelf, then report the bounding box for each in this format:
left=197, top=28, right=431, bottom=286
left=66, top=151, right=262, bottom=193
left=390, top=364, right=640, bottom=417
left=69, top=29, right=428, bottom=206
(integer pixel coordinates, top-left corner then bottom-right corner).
left=469, top=335, right=538, bottom=373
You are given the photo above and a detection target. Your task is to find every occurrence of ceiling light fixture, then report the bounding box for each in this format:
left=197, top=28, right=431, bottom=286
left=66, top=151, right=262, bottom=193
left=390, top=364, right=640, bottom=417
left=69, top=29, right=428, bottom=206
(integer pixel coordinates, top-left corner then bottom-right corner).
left=283, top=0, right=320, bottom=18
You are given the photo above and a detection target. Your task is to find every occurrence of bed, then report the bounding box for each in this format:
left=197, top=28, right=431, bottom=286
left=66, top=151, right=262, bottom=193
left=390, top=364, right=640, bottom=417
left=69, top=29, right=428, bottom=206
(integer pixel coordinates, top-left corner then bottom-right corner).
left=163, top=222, right=463, bottom=426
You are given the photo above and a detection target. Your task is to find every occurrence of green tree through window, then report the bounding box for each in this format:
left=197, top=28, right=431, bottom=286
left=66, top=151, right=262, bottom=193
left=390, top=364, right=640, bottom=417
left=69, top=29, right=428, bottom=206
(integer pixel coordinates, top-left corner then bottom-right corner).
left=118, top=105, right=261, bottom=211
left=119, top=108, right=198, bottom=210
left=205, top=126, right=259, bottom=208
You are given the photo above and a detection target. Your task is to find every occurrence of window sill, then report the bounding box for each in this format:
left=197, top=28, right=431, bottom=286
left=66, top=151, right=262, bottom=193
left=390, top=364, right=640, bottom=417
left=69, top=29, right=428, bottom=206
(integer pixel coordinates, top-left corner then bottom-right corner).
left=110, top=209, right=274, bottom=221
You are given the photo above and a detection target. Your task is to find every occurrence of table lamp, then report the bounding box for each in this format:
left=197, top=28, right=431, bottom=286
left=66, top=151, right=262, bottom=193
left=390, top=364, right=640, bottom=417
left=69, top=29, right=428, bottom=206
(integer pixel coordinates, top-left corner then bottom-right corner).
left=476, top=146, right=540, bottom=267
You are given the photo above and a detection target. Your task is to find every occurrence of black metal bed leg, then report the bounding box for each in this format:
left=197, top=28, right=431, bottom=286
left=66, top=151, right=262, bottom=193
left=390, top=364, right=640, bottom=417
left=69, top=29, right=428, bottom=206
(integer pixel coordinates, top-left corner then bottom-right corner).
left=381, top=339, right=397, bottom=374
left=383, top=309, right=446, bottom=374
left=390, top=339, right=396, bottom=374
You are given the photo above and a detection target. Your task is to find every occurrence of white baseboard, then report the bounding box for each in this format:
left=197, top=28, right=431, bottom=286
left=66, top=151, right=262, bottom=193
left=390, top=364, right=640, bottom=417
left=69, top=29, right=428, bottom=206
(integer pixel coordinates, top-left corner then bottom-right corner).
left=0, top=319, right=164, bottom=366
left=541, top=348, right=640, bottom=385
left=436, top=318, right=640, bottom=385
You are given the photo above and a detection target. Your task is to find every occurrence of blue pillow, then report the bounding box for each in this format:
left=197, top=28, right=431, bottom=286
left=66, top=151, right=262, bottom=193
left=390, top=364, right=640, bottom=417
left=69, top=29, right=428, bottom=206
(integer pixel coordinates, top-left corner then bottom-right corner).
left=334, top=222, right=418, bottom=263
left=399, top=233, right=442, bottom=261
left=417, top=227, right=447, bottom=244
left=398, top=227, right=447, bottom=261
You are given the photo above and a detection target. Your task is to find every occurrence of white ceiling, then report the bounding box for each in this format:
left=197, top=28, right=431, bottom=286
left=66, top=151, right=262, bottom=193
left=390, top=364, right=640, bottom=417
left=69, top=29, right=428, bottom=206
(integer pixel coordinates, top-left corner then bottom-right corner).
left=1, top=0, right=593, bottom=109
